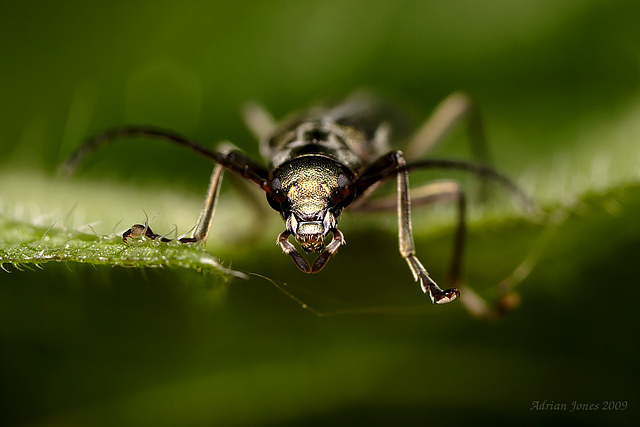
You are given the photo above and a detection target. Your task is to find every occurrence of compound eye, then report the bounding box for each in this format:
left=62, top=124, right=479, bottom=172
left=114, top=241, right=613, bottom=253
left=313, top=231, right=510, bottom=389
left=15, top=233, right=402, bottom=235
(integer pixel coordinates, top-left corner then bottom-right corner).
left=266, top=194, right=279, bottom=211
left=330, top=186, right=353, bottom=205
left=330, top=172, right=355, bottom=205
left=266, top=188, right=286, bottom=211
left=267, top=187, right=292, bottom=213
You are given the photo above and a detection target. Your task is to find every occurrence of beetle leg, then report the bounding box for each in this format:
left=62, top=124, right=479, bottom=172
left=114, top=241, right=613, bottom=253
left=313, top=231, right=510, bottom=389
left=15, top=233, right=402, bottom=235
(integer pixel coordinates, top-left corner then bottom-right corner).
left=120, top=165, right=223, bottom=245
left=403, top=92, right=493, bottom=201
left=353, top=152, right=534, bottom=317
left=405, top=92, right=490, bottom=165
left=349, top=180, right=466, bottom=288
left=242, top=101, right=276, bottom=158
left=178, top=163, right=224, bottom=243
left=395, top=152, right=460, bottom=304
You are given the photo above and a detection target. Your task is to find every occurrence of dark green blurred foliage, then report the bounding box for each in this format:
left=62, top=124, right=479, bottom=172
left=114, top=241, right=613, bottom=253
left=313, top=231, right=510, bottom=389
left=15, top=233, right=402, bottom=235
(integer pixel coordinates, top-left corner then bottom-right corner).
left=1, top=1, right=639, bottom=426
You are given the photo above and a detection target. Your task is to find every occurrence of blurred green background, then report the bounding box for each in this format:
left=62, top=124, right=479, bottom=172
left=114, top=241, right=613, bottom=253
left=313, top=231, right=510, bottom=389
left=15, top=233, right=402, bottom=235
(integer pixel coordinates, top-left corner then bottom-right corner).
left=1, top=1, right=639, bottom=425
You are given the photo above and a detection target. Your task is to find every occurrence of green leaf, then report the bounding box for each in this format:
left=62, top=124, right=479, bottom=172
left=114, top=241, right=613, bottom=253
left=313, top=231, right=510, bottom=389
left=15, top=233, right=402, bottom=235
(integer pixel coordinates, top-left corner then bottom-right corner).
left=0, top=172, right=246, bottom=280
left=0, top=217, right=244, bottom=278
left=2, top=2, right=639, bottom=425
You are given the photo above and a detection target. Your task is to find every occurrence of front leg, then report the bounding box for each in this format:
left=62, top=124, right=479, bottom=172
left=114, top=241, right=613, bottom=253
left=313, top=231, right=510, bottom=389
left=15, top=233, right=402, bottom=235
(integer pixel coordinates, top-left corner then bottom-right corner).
left=182, top=163, right=225, bottom=243
left=122, top=160, right=226, bottom=245
left=394, top=152, right=460, bottom=304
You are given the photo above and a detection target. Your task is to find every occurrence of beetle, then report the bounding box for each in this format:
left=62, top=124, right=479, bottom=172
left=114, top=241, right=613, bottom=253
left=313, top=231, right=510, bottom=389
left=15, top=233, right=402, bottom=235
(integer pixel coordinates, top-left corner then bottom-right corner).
left=62, top=92, right=532, bottom=310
